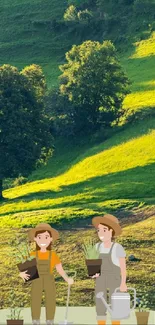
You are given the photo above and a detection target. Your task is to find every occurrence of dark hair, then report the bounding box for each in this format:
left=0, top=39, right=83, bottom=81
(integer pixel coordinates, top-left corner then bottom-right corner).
left=100, top=223, right=115, bottom=240
left=35, top=230, right=52, bottom=251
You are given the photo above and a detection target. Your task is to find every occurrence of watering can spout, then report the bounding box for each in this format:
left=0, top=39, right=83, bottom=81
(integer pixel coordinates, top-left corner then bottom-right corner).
left=96, top=292, right=112, bottom=315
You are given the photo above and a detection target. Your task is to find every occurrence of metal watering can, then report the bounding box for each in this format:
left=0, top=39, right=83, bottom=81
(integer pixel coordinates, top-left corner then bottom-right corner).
left=96, top=287, right=136, bottom=320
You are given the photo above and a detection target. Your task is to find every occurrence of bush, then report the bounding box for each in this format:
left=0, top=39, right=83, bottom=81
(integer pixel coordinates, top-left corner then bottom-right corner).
left=77, top=9, right=93, bottom=22
left=13, top=176, right=28, bottom=187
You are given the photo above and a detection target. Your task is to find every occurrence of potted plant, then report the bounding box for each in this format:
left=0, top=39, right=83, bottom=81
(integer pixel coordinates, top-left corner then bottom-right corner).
left=136, top=292, right=150, bottom=325
left=6, top=290, right=24, bottom=325
left=8, top=239, right=39, bottom=282
left=7, top=307, right=24, bottom=325
left=82, top=239, right=102, bottom=276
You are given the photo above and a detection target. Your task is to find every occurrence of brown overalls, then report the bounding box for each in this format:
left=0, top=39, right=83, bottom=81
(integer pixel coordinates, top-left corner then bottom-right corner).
left=31, top=250, right=56, bottom=321
left=95, top=242, right=121, bottom=320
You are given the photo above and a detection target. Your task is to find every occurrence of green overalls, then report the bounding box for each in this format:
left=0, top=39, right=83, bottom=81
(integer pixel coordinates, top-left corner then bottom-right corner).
left=95, top=242, right=121, bottom=321
left=31, top=250, right=56, bottom=321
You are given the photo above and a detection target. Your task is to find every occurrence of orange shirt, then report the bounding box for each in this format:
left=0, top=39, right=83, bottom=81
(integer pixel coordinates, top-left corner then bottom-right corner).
left=30, top=250, right=61, bottom=273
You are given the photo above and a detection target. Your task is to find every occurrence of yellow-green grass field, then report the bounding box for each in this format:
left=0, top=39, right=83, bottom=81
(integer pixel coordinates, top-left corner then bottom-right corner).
left=121, top=32, right=155, bottom=119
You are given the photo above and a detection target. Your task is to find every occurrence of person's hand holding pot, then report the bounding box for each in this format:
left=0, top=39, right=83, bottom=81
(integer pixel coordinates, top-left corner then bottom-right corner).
left=19, top=270, right=30, bottom=282
left=91, top=273, right=100, bottom=279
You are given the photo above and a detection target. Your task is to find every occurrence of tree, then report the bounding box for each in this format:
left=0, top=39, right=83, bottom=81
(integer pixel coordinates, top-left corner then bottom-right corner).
left=21, top=64, right=47, bottom=102
left=0, top=64, right=53, bottom=200
left=59, top=40, right=130, bottom=133
left=45, top=88, right=80, bottom=138
left=63, top=5, right=78, bottom=21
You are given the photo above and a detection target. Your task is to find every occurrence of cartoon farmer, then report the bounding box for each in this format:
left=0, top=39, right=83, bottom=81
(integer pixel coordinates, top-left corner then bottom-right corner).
left=92, top=214, right=127, bottom=325
left=19, top=223, right=74, bottom=325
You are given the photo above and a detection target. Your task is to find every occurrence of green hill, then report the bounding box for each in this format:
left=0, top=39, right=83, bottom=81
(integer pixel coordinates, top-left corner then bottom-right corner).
left=0, top=116, right=155, bottom=227
left=0, top=0, right=155, bottom=118
left=0, top=0, right=155, bottom=310
left=0, top=0, right=155, bottom=226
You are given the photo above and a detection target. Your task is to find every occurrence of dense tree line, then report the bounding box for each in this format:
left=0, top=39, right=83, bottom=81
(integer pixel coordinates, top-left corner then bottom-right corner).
left=0, top=64, right=53, bottom=199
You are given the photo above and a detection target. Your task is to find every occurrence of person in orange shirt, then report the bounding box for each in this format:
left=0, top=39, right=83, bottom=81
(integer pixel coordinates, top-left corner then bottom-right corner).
left=19, top=223, right=74, bottom=325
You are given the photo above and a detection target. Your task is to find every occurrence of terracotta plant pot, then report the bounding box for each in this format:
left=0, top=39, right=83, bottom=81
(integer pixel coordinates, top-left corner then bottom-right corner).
left=7, top=320, right=23, bottom=325
left=85, top=259, right=102, bottom=276
left=135, top=311, right=150, bottom=325
left=17, top=258, right=39, bottom=282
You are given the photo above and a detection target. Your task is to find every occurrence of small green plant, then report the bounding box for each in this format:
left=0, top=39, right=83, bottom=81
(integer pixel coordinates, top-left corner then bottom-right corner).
left=136, top=292, right=150, bottom=312
left=7, top=308, right=23, bottom=320
left=8, top=239, right=34, bottom=264
left=7, top=290, right=23, bottom=320
left=82, top=239, right=100, bottom=259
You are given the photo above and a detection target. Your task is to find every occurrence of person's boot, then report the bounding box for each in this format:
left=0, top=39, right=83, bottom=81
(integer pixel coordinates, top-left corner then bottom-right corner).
left=112, top=321, right=120, bottom=325
left=32, top=320, right=40, bottom=325
left=97, top=321, right=106, bottom=325
left=46, top=320, right=54, bottom=325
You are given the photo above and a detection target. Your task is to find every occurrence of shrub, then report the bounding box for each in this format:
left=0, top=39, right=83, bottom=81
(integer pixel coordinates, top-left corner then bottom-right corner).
left=13, top=176, right=28, bottom=187
left=77, top=9, right=93, bottom=22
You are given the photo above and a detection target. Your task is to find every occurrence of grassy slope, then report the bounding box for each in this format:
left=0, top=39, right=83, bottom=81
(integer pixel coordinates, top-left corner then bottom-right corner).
left=1, top=44, right=155, bottom=226
left=122, top=32, right=155, bottom=116
left=0, top=0, right=68, bottom=87
left=0, top=0, right=155, bottom=310
left=0, top=32, right=155, bottom=226
left=0, top=116, right=154, bottom=227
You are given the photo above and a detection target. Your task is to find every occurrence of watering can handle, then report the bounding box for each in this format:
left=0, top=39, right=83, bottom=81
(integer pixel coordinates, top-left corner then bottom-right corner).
left=114, top=287, right=136, bottom=311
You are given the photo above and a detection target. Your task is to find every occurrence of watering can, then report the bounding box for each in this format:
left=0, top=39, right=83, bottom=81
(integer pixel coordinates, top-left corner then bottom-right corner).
left=96, top=287, right=136, bottom=320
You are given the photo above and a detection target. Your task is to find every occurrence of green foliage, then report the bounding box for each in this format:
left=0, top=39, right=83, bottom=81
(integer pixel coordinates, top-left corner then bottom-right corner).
left=82, top=239, right=100, bottom=259
left=64, top=5, right=78, bottom=21
left=67, top=0, right=93, bottom=6
left=8, top=238, right=34, bottom=264
left=45, top=88, right=79, bottom=138
left=134, top=0, right=155, bottom=15
left=136, top=291, right=150, bottom=312
left=77, top=9, right=93, bottom=21
left=0, top=64, right=53, bottom=198
left=7, top=290, right=23, bottom=319
left=21, top=64, right=47, bottom=102
left=13, top=176, right=28, bottom=187
left=59, top=40, right=130, bottom=133
left=7, top=308, right=23, bottom=320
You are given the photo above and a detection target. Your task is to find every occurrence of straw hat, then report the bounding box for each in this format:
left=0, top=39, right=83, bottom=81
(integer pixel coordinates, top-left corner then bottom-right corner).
left=28, top=223, right=59, bottom=242
left=92, top=214, right=122, bottom=236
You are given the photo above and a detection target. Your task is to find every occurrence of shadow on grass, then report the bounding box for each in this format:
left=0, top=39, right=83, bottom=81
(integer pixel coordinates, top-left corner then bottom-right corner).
left=16, top=163, right=155, bottom=201
left=15, top=118, right=154, bottom=185
left=1, top=163, right=155, bottom=223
